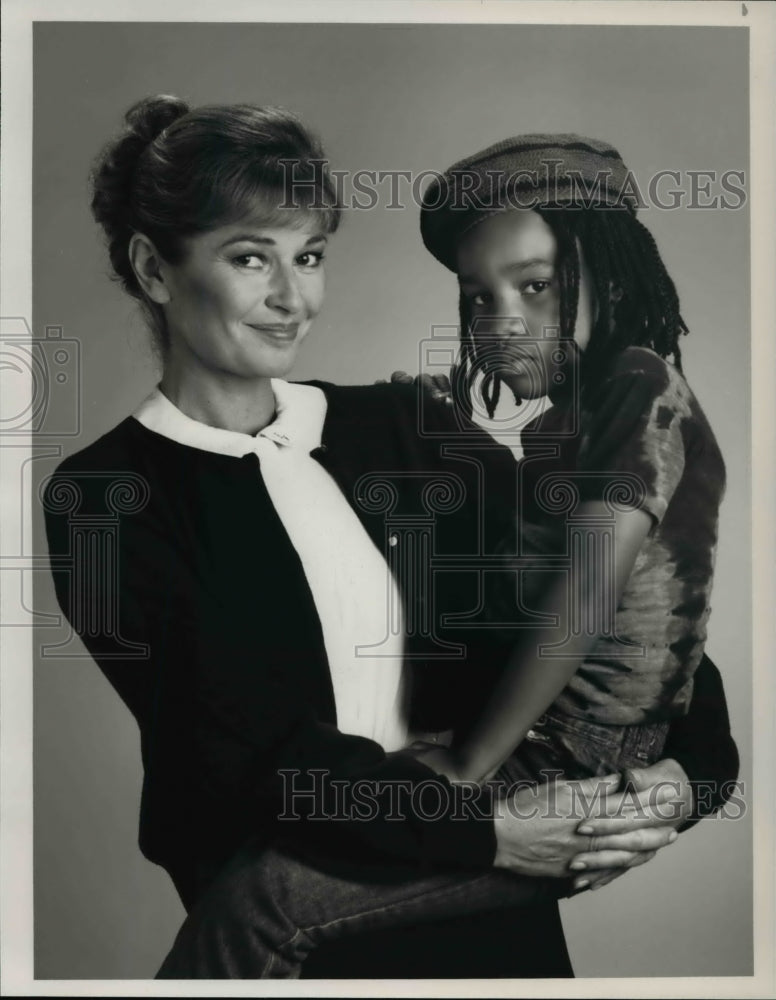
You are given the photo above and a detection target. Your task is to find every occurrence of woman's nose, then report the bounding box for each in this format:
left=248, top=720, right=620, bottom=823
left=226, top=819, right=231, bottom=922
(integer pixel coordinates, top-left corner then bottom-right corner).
left=266, top=266, right=303, bottom=314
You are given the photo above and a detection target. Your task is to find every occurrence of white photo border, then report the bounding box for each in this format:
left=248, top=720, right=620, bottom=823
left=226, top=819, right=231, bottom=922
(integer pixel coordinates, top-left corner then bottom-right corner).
left=1, top=1, right=774, bottom=997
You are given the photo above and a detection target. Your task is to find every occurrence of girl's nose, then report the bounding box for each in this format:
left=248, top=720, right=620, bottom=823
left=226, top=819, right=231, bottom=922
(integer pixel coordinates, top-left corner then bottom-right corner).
left=472, top=315, right=531, bottom=339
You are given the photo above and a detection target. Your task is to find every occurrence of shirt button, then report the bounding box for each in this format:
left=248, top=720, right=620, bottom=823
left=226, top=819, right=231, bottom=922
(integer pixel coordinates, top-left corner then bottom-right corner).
left=389, top=534, right=398, bottom=547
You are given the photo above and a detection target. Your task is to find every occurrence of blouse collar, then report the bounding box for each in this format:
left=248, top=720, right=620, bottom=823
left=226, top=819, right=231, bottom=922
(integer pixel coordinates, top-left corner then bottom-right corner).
left=132, top=379, right=327, bottom=457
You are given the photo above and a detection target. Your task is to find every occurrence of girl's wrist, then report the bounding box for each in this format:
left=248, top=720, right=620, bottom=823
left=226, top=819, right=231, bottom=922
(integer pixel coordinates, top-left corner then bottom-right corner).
left=452, top=747, right=496, bottom=785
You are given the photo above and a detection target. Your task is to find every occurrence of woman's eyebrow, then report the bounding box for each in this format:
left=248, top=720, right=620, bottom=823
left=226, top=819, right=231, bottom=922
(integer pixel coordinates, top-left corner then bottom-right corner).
left=459, top=257, right=554, bottom=285
left=219, top=232, right=328, bottom=248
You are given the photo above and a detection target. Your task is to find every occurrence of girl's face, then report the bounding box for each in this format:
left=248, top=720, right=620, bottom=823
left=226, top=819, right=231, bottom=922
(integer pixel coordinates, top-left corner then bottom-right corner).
left=158, top=215, right=327, bottom=382
left=456, top=209, right=595, bottom=399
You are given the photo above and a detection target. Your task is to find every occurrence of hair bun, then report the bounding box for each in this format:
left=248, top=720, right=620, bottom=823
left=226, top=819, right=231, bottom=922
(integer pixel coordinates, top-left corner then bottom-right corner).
left=90, top=95, right=189, bottom=298
left=124, top=94, right=190, bottom=145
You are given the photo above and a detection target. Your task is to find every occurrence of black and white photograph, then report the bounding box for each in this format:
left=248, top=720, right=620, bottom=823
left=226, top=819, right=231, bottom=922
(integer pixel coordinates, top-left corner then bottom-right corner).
left=1, top=1, right=774, bottom=995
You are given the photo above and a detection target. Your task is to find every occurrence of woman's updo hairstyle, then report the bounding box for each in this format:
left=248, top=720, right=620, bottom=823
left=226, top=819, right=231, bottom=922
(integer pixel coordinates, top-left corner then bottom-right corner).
left=90, top=94, right=341, bottom=350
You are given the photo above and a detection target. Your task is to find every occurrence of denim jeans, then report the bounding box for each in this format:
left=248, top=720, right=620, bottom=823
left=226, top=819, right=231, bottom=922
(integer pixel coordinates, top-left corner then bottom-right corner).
left=155, top=715, right=667, bottom=980
left=156, top=841, right=570, bottom=979
left=497, top=711, right=670, bottom=786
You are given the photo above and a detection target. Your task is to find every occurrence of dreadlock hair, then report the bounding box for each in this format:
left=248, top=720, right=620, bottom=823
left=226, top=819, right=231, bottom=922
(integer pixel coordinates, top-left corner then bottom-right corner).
left=453, top=205, right=689, bottom=420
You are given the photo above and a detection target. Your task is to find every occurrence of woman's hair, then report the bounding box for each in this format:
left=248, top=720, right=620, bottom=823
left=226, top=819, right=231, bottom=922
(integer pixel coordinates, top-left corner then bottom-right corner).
left=90, top=95, right=341, bottom=351
left=454, top=205, right=689, bottom=419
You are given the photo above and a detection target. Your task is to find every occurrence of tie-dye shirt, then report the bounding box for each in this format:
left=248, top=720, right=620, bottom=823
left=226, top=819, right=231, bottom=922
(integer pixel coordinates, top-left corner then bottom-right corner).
left=519, top=346, right=726, bottom=725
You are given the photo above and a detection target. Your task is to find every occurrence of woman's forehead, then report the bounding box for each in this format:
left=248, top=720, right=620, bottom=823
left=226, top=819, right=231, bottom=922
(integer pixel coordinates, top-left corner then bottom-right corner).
left=218, top=200, right=330, bottom=240
left=237, top=192, right=334, bottom=231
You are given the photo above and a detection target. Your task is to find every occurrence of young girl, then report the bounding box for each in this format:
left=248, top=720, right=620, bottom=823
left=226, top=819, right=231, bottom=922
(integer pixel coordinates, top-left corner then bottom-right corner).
left=412, top=134, right=727, bottom=789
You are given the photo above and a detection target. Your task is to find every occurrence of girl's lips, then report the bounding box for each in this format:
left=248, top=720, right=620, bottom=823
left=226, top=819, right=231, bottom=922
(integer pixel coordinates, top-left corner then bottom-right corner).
left=499, top=351, right=539, bottom=371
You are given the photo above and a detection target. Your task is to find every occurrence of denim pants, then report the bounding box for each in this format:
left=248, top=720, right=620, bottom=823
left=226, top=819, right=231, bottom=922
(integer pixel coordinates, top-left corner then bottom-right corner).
left=156, top=841, right=569, bottom=979
left=498, top=711, right=670, bottom=785
left=155, top=715, right=667, bottom=979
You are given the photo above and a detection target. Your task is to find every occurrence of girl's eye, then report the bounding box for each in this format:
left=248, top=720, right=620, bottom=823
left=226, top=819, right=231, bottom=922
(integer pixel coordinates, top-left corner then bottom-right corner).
left=470, top=292, right=490, bottom=307
left=523, top=279, right=552, bottom=296
left=296, top=250, right=326, bottom=269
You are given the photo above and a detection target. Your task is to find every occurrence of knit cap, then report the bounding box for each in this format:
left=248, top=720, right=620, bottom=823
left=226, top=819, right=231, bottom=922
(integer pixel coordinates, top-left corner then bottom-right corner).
left=420, top=133, right=637, bottom=271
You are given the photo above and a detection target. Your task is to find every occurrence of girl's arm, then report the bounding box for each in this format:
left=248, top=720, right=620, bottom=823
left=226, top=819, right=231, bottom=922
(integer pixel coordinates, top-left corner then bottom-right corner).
left=419, top=501, right=653, bottom=784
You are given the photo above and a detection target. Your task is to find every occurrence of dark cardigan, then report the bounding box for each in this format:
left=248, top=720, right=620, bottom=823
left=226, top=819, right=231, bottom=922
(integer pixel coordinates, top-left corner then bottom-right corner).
left=43, top=381, right=738, bottom=919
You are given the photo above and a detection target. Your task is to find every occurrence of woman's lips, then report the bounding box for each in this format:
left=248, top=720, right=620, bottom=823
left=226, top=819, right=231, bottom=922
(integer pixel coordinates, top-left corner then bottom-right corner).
left=246, top=323, right=300, bottom=343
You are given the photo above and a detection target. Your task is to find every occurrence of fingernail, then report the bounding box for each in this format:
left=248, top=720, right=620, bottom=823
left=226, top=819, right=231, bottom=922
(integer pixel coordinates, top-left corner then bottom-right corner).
left=577, top=825, right=593, bottom=835
left=574, top=879, right=590, bottom=890
left=668, top=830, right=678, bottom=842
left=570, top=861, right=586, bottom=871
left=590, top=882, right=601, bottom=891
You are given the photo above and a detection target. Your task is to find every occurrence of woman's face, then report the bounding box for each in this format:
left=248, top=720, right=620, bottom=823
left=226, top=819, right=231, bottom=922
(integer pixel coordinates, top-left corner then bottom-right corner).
left=455, top=209, right=595, bottom=399
left=158, top=216, right=328, bottom=381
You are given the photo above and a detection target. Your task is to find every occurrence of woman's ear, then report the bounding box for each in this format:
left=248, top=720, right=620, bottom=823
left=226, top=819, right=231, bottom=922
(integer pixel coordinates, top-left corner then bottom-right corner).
left=129, top=233, right=171, bottom=305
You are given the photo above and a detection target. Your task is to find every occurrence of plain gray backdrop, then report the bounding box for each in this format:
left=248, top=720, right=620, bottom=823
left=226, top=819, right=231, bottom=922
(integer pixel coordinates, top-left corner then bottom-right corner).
left=32, top=21, right=751, bottom=979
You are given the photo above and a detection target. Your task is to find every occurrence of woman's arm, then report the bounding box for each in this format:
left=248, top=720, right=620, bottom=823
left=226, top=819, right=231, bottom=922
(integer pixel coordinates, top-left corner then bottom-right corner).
left=661, top=651, right=740, bottom=825
left=44, top=450, right=679, bottom=890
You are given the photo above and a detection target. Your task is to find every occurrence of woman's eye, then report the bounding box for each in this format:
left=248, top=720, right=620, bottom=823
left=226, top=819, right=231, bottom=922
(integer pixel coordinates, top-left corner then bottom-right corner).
left=470, top=292, right=490, bottom=307
left=296, top=251, right=325, bottom=269
left=233, top=254, right=266, bottom=269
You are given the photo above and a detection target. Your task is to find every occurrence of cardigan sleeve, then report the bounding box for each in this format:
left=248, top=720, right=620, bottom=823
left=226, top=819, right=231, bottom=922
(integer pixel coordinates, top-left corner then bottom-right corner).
left=662, top=652, right=740, bottom=829
left=42, top=452, right=498, bottom=877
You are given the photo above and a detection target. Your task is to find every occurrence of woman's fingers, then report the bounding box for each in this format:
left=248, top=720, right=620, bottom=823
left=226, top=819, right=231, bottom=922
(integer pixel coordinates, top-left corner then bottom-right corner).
left=429, top=373, right=453, bottom=397
left=574, top=853, right=658, bottom=892
left=571, top=847, right=659, bottom=874
left=574, top=866, right=621, bottom=892
left=576, top=798, right=686, bottom=836
left=594, top=824, right=678, bottom=852
left=570, top=826, right=676, bottom=870
left=570, top=772, right=623, bottom=800
left=576, top=779, right=685, bottom=835
left=577, top=806, right=684, bottom=836
left=384, top=370, right=453, bottom=403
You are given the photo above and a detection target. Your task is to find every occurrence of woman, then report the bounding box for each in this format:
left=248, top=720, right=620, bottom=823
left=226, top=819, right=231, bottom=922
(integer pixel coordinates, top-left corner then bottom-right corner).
left=43, top=96, right=737, bottom=978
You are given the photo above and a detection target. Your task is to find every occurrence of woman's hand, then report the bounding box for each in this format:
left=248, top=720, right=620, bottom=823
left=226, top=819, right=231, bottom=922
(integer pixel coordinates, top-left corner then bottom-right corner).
left=567, top=758, right=692, bottom=892
left=493, top=771, right=684, bottom=881
left=374, top=371, right=453, bottom=405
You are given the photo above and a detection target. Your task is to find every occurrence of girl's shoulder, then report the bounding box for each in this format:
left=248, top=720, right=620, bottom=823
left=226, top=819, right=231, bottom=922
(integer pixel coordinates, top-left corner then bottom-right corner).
left=596, top=346, right=698, bottom=414
left=605, top=345, right=682, bottom=387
